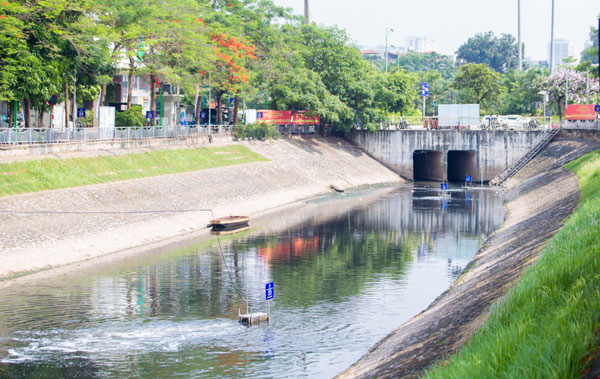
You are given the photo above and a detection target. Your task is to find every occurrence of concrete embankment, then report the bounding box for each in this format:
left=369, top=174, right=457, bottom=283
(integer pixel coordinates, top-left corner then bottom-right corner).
left=0, top=137, right=401, bottom=282
left=339, top=130, right=600, bottom=378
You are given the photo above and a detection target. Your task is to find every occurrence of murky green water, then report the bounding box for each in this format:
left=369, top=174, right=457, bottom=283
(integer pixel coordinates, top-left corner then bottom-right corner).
left=0, top=185, right=503, bottom=378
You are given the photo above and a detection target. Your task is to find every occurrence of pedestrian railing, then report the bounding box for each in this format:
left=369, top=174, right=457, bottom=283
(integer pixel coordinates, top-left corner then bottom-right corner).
left=0, top=124, right=234, bottom=145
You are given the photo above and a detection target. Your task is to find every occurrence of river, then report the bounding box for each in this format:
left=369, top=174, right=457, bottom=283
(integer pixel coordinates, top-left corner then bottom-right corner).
left=0, top=184, right=503, bottom=378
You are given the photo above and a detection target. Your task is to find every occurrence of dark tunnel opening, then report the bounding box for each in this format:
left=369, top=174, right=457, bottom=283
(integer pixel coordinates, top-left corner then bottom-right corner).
left=447, top=150, right=477, bottom=182
left=413, top=150, right=445, bottom=181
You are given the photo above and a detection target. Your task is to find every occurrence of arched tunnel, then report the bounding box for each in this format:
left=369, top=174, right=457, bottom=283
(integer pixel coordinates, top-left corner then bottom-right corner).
left=447, top=150, right=478, bottom=182
left=413, top=150, right=445, bottom=181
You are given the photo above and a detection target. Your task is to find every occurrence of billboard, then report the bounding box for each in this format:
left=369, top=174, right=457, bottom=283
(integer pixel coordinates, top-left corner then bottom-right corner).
left=256, top=110, right=319, bottom=125
left=565, top=104, right=596, bottom=120
left=438, top=104, right=480, bottom=128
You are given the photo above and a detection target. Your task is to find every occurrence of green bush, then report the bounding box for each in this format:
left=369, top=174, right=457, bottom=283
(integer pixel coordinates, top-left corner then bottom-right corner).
left=81, top=109, right=94, bottom=127
left=115, top=105, right=145, bottom=127
left=234, top=122, right=279, bottom=141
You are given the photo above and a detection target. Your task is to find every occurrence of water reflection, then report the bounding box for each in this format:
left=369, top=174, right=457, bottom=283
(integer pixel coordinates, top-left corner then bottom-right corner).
left=0, top=185, right=503, bottom=378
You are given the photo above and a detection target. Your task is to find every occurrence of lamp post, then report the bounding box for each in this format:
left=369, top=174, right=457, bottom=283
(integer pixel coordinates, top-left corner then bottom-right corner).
left=549, top=0, right=555, bottom=73
left=385, top=27, right=393, bottom=77
left=538, top=90, right=548, bottom=129
left=518, top=0, right=522, bottom=71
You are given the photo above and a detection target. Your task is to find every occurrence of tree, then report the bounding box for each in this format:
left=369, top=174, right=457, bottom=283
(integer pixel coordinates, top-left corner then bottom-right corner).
left=383, top=70, right=417, bottom=116
left=580, top=23, right=599, bottom=65
left=500, top=67, right=547, bottom=115
left=539, top=68, right=600, bottom=120
left=395, top=52, right=456, bottom=79
left=452, top=63, right=504, bottom=113
left=456, top=32, right=520, bottom=73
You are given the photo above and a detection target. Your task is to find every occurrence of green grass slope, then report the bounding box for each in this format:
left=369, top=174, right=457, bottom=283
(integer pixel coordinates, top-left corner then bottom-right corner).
left=0, top=145, right=267, bottom=197
left=426, top=149, right=600, bottom=378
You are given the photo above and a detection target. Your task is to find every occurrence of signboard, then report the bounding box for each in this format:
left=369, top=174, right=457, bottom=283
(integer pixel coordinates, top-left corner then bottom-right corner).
left=438, top=104, right=480, bottom=128
left=565, top=104, right=596, bottom=120
left=255, top=110, right=319, bottom=125
left=265, top=282, right=274, bottom=300
left=466, top=175, right=472, bottom=183
left=229, top=97, right=235, bottom=107
left=180, top=110, right=186, bottom=126
left=421, top=82, right=429, bottom=96
left=77, top=108, right=86, bottom=118
left=441, top=183, right=448, bottom=190
left=596, top=104, right=600, bottom=113
left=145, top=111, right=154, bottom=119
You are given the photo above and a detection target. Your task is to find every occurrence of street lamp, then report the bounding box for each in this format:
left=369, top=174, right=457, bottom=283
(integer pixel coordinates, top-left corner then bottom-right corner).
left=538, top=91, right=548, bottom=129
left=385, top=27, right=394, bottom=77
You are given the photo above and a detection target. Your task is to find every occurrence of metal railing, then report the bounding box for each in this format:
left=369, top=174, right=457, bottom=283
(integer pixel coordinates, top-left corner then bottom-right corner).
left=0, top=124, right=234, bottom=145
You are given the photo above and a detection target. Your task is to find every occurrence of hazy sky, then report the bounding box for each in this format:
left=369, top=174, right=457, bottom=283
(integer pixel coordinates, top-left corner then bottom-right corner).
left=272, top=0, right=599, bottom=61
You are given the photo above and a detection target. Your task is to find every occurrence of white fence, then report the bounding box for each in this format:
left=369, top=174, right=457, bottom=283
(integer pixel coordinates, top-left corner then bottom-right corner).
left=0, top=125, right=234, bottom=145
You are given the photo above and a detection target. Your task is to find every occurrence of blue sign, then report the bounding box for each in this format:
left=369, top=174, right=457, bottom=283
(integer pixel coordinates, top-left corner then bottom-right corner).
left=265, top=282, right=274, bottom=300
left=421, top=82, right=429, bottom=96
left=433, top=101, right=437, bottom=108
left=77, top=108, right=86, bottom=118
left=466, top=175, right=472, bottom=183
left=180, top=111, right=185, bottom=126
left=257, top=111, right=263, bottom=119
left=595, top=104, right=600, bottom=113
left=230, top=97, right=235, bottom=107
left=145, top=111, right=154, bottom=119
left=441, top=182, right=448, bottom=191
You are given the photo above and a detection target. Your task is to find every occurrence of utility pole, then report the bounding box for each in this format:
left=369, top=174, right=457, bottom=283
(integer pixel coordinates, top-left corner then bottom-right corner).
left=304, top=0, right=310, bottom=24
left=385, top=27, right=393, bottom=77
left=518, top=0, right=522, bottom=71
left=550, top=0, right=555, bottom=73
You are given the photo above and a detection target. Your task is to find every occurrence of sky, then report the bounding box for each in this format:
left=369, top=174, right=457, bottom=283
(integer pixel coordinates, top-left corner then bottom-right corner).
left=271, top=0, right=599, bottom=62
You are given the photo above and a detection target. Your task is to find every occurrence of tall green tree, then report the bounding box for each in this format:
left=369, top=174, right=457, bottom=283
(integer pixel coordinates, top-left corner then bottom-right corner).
left=395, top=52, right=456, bottom=79
left=500, top=67, right=547, bottom=115
left=456, top=32, right=520, bottom=73
left=452, top=63, right=504, bottom=113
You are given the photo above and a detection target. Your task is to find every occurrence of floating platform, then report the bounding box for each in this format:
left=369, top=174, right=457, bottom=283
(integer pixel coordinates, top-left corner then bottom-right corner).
left=209, top=216, right=250, bottom=235
left=239, top=311, right=269, bottom=326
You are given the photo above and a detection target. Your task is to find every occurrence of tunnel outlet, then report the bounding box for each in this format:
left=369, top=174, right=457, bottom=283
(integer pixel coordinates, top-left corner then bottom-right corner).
left=413, top=150, right=445, bottom=181
left=447, top=150, right=477, bottom=183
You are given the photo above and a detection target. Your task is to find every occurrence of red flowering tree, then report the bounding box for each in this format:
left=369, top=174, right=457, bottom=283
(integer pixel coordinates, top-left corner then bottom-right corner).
left=208, top=30, right=256, bottom=124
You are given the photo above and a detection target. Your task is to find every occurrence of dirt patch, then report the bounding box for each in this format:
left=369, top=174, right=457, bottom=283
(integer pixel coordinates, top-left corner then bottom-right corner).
left=338, top=138, right=586, bottom=378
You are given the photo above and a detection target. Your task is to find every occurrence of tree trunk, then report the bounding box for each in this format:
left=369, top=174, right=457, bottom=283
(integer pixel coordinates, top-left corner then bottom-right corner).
left=100, top=83, right=107, bottom=106
left=216, top=92, right=222, bottom=125
left=8, top=101, right=13, bottom=129
left=64, top=80, right=70, bottom=129
left=150, top=74, right=156, bottom=124
left=23, top=99, right=30, bottom=128
left=127, top=55, right=135, bottom=109
left=232, top=94, right=239, bottom=124
left=195, top=85, right=202, bottom=125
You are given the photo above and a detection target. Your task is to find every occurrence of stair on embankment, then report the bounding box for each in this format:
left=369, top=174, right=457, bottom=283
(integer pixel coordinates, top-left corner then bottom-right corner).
left=490, top=128, right=560, bottom=186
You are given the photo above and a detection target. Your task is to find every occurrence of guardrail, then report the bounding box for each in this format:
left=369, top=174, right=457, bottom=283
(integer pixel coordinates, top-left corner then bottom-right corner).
left=0, top=125, right=234, bottom=145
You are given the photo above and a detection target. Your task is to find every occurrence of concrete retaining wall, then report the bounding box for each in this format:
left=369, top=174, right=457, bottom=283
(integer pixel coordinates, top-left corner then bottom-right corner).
left=348, top=130, right=546, bottom=181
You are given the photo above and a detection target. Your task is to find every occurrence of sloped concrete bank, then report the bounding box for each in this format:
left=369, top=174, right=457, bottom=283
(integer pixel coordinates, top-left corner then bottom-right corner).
left=339, top=133, right=600, bottom=378
left=0, top=137, right=401, bottom=282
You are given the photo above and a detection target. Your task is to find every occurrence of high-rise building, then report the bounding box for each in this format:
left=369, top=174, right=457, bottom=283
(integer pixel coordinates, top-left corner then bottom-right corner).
left=406, top=36, right=434, bottom=53
left=548, top=39, right=575, bottom=70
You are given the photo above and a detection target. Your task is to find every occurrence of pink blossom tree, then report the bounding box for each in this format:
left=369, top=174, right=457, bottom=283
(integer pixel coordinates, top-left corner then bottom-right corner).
left=539, top=68, right=599, bottom=120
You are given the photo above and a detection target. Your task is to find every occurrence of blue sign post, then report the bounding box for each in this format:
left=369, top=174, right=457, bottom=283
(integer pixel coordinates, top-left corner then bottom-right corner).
left=441, top=182, right=448, bottom=191
left=77, top=108, right=86, bottom=118
left=230, top=97, right=235, bottom=107
left=146, top=110, right=154, bottom=119
left=180, top=111, right=185, bottom=126
left=421, top=82, right=429, bottom=96
left=595, top=104, right=600, bottom=113
left=466, top=175, right=472, bottom=183
left=265, top=282, right=274, bottom=300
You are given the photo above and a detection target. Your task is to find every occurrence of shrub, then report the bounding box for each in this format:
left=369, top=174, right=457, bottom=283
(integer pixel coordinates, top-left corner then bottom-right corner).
left=115, top=105, right=145, bottom=127
left=234, top=122, right=279, bottom=141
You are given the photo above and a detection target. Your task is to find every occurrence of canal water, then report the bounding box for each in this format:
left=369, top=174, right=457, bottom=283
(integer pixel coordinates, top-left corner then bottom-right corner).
left=0, top=185, right=504, bottom=378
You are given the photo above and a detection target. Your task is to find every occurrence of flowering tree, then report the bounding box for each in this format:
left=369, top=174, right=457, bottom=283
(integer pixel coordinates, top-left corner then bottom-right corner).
left=539, top=68, right=600, bottom=120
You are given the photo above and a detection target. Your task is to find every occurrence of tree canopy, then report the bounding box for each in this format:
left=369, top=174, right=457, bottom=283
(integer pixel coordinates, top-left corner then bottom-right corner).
left=456, top=32, right=520, bottom=73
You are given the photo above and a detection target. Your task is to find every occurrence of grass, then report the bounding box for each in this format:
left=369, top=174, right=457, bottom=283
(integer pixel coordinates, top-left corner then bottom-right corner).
left=425, top=149, right=600, bottom=378
left=0, top=145, right=268, bottom=197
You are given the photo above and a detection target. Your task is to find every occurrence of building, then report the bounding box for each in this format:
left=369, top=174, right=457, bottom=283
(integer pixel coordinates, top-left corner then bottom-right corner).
left=406, top=36, right=434, bottom=53
left=548, top=39, right=575, bottom=70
